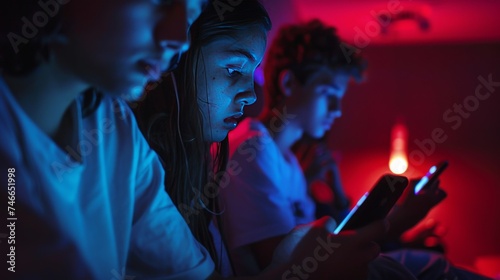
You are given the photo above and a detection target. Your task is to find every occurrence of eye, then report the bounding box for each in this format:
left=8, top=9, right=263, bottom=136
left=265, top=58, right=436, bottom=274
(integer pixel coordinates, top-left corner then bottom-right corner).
left=328, top=95, right=341, bottom=111
left=227, top=67, right=242, bottom=77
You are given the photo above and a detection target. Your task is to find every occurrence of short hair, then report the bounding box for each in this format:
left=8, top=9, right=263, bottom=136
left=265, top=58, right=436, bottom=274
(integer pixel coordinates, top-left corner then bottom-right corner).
left=263, top=19, right=366, bottom=110
left=0, top=1, right=62, bottom=76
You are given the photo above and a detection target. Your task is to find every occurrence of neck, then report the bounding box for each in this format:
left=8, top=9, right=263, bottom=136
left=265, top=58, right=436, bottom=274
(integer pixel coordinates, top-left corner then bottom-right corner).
left=4, top=63, right=88, bottom=140
left=259, top=107, right=303, bottom=154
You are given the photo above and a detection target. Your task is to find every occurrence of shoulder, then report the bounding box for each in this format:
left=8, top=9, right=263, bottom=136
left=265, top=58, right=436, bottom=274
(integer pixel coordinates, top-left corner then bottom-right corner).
left=82, top=95, right=148, bottom=146
left=229, top=118, right=273, bottom=152
left=228, top=119, right=279, bottom=166
left=90, top=95, right=136, bottom=124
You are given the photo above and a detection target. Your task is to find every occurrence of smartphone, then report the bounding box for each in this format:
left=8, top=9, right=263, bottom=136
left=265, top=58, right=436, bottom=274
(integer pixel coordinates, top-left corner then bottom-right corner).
left=414, top=161, right=448, bottom=194
left=333, top=174, right=408, bottom=234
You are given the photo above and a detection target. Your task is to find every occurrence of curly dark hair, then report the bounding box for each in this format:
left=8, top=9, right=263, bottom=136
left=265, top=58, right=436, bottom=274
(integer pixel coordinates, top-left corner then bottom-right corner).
left=262, top=19, right=366, bottom=111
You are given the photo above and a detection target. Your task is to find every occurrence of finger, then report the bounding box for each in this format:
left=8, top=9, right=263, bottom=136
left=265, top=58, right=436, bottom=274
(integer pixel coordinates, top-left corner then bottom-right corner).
left=315, top=144, right=328, bottom=154
left=420, top=184, right=446, bottom=202
left=409, top=178, right=421, bottom=187
left=335, top=230, right=381, bottom=262
left=353, top=219, right=389, bottom=243
left=316, top=216, right=338, bottom=233
left=317, top=153, right=334, bottom=165
left=360, top=240, right=381, bottom=262
left=427, top=179, right=440, bottom=190
left=434, top=188, right=447, bottom=204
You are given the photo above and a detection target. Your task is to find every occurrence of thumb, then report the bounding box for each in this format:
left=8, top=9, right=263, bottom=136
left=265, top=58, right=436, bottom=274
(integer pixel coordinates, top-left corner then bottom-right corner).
left=434, top=188, right=447, bottom=204
left=316, top=216, right=338, bottom=233
left=354, top=219, right=389, bottom=243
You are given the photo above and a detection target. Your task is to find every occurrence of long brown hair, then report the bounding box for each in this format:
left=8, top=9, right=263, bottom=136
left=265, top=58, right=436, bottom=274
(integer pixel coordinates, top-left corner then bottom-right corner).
left=134, top=0, right=271, bottom=272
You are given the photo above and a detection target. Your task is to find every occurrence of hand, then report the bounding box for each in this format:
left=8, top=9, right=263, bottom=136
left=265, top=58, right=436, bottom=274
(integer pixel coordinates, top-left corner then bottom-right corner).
left=386, top=179, right=447, bottom=241
left=298, top=143, right=350, bottom=209
left=401, top=218, right=447, bottom=252
left=271, top=216, right=388, bottom=280
left=300, top=143, right=337, bottom=184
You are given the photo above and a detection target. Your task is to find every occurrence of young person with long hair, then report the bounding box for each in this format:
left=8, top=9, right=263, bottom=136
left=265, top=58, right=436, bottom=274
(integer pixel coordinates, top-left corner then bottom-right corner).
left=135, top=0, right=270, bottom=275
left=135, top=1, right=393, bottom=279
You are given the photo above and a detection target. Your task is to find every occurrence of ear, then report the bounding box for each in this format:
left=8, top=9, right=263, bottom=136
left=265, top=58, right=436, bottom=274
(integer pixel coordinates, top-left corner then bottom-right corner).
left=278, top=69, right=295, bottom=97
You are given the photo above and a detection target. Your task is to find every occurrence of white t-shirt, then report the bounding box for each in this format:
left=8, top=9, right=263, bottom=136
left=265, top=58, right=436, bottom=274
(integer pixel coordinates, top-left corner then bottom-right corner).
left=220, top=118, right=315, bottom=275
left=0, top=78, right=214, bottom=279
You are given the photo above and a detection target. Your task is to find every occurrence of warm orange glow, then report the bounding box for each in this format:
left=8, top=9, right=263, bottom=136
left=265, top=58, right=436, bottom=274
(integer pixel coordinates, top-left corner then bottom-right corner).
left=389, top=123, right=408, bottom=174
left=389, top=154, right=408, bottom=174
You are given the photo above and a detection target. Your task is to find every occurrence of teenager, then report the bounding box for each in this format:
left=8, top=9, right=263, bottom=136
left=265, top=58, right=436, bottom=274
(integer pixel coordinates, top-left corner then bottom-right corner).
left=134, top=2, right=389, bottom=279
left=219, top=19, right=490, bottom=280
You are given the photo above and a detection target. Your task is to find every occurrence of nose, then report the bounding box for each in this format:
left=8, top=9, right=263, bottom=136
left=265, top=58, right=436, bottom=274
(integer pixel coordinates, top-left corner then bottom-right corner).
left=154, top=2, right=190, bottom=54
left=329, top=96, right=342, bottom=113
left=332, top=110, right=342, bottom=119
left=236, top=89, right=257, bottom=106
left=235, top=77, right=258, bottom=106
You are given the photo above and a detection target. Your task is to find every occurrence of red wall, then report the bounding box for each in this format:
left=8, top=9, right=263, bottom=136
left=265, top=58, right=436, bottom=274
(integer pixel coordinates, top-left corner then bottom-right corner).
left=260, top=0, right=500, bottom=272
left=328, top=42, right=500, bottom=271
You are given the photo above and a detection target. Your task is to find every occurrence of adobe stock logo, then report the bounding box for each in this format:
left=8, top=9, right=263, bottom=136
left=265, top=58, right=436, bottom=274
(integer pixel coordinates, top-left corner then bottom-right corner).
left=409, top=74, right=499, bottom=165
left=213, top=0, right=243, bottom=21
left=341, top=0, right=405, bottom=63
left=282, top=235, right=341, bottom=280
left=7, top=0, right=71, bottom=54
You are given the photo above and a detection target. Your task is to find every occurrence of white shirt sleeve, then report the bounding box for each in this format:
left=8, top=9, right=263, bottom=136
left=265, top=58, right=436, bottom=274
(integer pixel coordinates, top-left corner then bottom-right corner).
left=126, top=106, right=215, bottom=279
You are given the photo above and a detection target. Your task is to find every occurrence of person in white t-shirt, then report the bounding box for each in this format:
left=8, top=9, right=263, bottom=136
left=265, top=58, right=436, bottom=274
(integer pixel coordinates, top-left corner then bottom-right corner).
left=0, top=0, right=215, bottom=278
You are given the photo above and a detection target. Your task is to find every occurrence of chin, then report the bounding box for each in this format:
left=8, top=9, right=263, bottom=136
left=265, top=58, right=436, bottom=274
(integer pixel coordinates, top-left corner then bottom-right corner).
left=124, top=86, right=147, bottom=101
left=212, top=135, right=228, bottom=143
left=105, top=83, right=146, bottom=101
left=99, top=73, right=148, bottom=100
left=204, top=131, right=228, bottom=143
left=309, top=129, right=326, bottom=139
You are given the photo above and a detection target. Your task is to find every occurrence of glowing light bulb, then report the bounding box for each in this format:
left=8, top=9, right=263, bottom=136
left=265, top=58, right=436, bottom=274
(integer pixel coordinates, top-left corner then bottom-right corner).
left=389, top=123, right=408, bottom=174
left=390, top=154, right=408, bottom=174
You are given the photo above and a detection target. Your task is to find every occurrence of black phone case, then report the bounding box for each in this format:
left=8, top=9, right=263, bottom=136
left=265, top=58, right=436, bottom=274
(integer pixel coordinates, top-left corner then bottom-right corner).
left=341, top=174, right=408, bottom=231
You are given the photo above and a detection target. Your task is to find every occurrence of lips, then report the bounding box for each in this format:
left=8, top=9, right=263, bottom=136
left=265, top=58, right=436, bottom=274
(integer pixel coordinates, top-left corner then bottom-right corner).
left=224, top=117, right=239, bottom=124
left=225, top=112, right=243, bottom=121
left=323, top=119, right=335, bottom=128
left=223, top=112, right=244, bottom=129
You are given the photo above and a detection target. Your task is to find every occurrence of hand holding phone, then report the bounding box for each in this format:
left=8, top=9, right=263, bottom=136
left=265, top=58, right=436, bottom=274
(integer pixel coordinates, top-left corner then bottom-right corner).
left=333, top=174, right=408, bottom=234
left=414, top=161, right=448, bottom=194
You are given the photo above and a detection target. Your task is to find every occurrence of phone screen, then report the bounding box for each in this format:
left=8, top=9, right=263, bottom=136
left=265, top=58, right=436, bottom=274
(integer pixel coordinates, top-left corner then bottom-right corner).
left=414, top=161, right=448, bottom=194
left=333, top=174, right=408, bottom=234
left=333, top=192, right=369, bottom=234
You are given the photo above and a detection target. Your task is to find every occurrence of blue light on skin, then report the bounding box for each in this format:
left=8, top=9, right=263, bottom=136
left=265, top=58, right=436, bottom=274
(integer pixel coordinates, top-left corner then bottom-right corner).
left=414, top=165, right=437, bottom=194
left=333, top=192, right=369, bottom=234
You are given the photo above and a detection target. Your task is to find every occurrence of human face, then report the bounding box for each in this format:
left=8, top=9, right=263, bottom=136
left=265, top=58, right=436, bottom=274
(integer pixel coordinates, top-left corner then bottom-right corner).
left=197, top=25, right=267, bottom=142
left=53, top=0, right=203, bottom=100
left=289, top=67, right=350, bottom=138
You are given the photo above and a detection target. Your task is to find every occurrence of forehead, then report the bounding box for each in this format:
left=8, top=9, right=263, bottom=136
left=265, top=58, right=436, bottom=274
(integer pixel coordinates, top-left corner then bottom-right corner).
left=304, top=67, right=351, bottom=88
left=77, top=0, right=205, bottom=18
left=201, top=26, right=267, bottom=62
